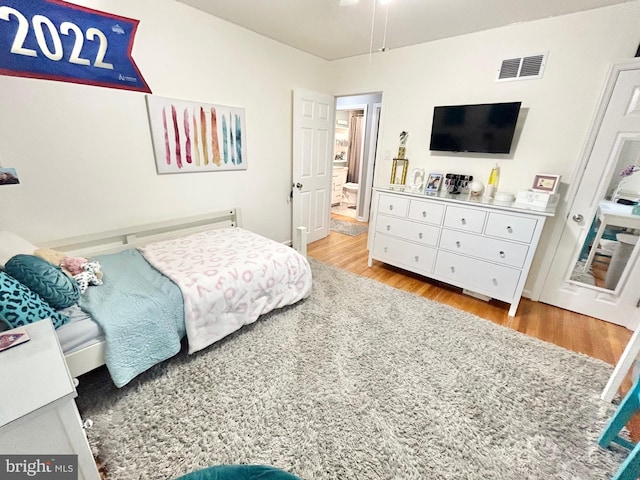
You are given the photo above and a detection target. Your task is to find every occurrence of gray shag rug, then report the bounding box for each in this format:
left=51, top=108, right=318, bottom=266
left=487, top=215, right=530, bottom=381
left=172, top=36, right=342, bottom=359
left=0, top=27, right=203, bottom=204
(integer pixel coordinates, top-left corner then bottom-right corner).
left=329, top=218, right=368, bottom=236
left=570, top=259, right=596, bottom=286
left=76, top=259, right=624, bottom=480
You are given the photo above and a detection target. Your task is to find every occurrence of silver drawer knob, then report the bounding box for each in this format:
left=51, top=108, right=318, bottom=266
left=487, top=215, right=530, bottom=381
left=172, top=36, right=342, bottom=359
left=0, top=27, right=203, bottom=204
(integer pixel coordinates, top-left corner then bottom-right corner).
left=415, top=256, right=419, bottom=263
left=389, top=205, right=394, bottom=211
left=384, top=247, right=388, bottom=253
left=386, top=225, right=391, bottom=231
left=499, top=251, right=505, bottom=258
left=450, top=266, right=455, bottom=273
left=492, top=278, right=498, bottom=285
left=422, top=211, right=427, bottom=217
left=418, top=232, right=423, bottom=239
left=461, top=218, right=466, bottom=225
left=507, top=226, right=513, bottom=233
left=455, top=241, right=461, bottom=248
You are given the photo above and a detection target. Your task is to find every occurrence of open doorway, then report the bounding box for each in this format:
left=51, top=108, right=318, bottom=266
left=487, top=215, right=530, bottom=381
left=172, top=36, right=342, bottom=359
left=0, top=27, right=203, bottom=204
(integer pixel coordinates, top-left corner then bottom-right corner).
left=331, top=93, right=382, bottom=223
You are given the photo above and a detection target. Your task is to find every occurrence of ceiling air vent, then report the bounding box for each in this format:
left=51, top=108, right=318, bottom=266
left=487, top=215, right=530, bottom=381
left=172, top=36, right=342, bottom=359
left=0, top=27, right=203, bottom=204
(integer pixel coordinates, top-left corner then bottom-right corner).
left=496, top=53, right=547, bottom=82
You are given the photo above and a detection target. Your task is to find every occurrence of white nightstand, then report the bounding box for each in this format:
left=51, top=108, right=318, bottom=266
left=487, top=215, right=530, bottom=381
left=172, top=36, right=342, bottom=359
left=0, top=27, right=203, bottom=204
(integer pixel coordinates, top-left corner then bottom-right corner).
left=0, top=319, right=100, bottom=480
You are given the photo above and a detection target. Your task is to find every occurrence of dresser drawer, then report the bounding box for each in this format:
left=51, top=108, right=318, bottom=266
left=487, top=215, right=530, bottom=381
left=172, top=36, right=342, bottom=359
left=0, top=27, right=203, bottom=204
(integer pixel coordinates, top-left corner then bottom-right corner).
left=377, top=194, right=409, bottom=217
left=485, top=212, right=538, bottom=243
left=408, top=199, right=445, bottom=225
left=376, top=215, right=440, bottom=246
left=434, top=250, right=521, bottom=299
left=439, top=229, right=529, bottom=268
left=372, top=235, right=436, bottom=274
left=443, top=206, right=486, bottom=233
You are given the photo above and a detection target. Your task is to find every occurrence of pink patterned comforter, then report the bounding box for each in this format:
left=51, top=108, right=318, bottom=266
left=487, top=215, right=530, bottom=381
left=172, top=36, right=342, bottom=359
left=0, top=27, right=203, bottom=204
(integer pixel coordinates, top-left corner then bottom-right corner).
left=139, top=227, right=312, bottom=353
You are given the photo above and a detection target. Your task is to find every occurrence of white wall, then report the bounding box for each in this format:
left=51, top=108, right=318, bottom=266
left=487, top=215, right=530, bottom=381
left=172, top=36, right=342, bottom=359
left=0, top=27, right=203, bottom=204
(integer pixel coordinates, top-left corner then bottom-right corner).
left=328, top=2, right=640, bottom=192
left=326, top=1, right=640, bottom=295
left=0, top=0, right=328, bottom=243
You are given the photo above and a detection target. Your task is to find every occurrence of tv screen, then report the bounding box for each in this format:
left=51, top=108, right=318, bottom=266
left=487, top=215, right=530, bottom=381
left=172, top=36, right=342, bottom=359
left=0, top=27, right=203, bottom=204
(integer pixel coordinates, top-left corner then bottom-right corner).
left=429, top=102, right=521, bottom=154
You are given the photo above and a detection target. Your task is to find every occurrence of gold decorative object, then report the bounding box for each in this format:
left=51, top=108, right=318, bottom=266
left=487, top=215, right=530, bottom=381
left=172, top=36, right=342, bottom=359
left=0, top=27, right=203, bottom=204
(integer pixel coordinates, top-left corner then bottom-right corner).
left=397, top=131, right=408, bottom=159
left=390, top=158, right=409, bottom=185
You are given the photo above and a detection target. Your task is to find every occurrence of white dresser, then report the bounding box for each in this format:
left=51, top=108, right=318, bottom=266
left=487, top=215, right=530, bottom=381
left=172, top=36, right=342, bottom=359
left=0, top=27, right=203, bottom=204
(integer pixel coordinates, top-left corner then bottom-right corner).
left=0, top=319, right=101, bottom=480
left=368, top=187, right=556, bottom=316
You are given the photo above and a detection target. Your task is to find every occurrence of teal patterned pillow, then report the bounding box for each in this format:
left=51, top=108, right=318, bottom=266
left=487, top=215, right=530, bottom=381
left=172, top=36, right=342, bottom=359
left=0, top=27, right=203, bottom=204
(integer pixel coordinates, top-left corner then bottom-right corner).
left=4, top=254, right=80, bottom=309
left=176, top=465, right=302, bottom=480
left=0, top=272, right=69, bottom=329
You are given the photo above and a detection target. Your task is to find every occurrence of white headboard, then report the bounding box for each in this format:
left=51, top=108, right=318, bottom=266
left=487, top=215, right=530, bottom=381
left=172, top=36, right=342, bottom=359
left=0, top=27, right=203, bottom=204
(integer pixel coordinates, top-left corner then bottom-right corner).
left=40, top=209, right=241, bottom=257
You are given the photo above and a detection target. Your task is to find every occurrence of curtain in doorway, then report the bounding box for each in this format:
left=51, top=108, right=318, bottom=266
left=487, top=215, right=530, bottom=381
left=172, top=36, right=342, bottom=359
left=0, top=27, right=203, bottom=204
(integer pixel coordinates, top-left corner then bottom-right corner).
left=347, top=113, right=363, bottom=183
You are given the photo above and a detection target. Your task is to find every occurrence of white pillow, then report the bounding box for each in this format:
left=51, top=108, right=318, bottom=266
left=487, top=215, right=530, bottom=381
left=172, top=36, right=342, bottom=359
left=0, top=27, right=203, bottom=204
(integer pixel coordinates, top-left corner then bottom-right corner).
left=0, top=231, right=38, bottom=267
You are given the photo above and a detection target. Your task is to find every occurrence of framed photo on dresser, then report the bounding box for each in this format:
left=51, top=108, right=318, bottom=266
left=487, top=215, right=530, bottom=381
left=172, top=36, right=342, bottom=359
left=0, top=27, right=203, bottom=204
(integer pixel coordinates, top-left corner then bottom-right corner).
left=532, top=174, right=560, bottom=194
left=425, top=173, right=443, bottom=192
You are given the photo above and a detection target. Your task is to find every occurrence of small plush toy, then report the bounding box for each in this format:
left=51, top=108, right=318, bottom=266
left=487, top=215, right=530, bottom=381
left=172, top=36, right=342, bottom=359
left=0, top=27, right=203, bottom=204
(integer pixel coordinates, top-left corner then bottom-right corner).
left=73, top=261, right=103, bottom=293
left=61, top=256, right=89, bottom=276
left=34, top=249, right=103, bottom=292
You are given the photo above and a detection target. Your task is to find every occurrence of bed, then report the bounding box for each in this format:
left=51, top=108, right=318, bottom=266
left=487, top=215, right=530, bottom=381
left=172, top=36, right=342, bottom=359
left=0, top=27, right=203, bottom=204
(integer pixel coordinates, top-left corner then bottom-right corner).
left=3, top=209, right=312, bottom=387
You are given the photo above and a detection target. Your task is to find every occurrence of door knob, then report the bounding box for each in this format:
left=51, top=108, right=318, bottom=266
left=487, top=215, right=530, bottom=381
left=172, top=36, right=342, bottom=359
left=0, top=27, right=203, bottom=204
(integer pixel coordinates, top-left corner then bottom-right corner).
left=572, top=214, right=584, bottom=223
left=294, top=182, right=303, bottom=190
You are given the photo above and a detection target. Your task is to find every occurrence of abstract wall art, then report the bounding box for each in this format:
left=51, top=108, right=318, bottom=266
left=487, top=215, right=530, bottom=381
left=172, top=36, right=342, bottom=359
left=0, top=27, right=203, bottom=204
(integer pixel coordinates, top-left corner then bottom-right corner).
left=145, top=95, right=247, bottom=174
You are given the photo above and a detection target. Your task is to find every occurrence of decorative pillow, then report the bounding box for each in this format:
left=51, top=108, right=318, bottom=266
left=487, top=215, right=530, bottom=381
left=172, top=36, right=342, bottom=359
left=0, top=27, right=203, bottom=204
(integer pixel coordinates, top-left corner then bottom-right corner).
left=34, top=248, right=71, bottom=274
left=176, top=465, right=302, bottom=480
left=0, top=272, right=69, bottom=329
left=4, top=254, right=80, bottom=309
left=0, top=231, right=38, bottom=268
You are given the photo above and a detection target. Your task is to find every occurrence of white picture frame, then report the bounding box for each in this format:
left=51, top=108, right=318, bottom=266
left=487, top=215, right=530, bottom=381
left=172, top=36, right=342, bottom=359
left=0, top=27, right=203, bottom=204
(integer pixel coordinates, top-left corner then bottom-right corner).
left=531, top=174, right=560, bottom=194
left=425, top=173, right=443, bottom=193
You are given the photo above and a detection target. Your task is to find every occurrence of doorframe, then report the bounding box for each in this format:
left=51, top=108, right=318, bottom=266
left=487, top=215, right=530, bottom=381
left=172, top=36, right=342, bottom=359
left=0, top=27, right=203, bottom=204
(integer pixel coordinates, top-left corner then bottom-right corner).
left=333, top=93, right=383, bottom=224
left=335, top=103, right=368, bottom=219
left=358, top=103, right=382, bottom=222
left=532, top=59, right=640, bottom=301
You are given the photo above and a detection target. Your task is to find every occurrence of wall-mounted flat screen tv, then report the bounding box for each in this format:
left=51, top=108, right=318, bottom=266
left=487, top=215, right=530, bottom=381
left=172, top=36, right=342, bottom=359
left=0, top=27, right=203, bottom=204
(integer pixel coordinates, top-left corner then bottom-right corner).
left=429, top=102, right=522, bottom=154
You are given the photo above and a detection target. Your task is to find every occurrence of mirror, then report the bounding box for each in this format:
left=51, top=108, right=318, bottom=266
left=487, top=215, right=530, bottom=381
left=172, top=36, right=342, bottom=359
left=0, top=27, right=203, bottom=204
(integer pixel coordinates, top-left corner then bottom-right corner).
left=569, top=139, right=640, bottom=291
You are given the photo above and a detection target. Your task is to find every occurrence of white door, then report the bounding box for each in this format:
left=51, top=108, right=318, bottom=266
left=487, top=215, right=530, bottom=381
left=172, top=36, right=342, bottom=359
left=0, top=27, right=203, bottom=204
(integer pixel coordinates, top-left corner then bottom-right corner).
left=292, top=88, right=335, bottom=246
left=541, top=61, right=640, bottom=329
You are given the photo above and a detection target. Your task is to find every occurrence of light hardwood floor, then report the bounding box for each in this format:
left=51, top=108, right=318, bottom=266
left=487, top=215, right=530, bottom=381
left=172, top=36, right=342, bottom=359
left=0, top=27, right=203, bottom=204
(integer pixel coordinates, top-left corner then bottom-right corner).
left=309, top=215, right=632, bottom=369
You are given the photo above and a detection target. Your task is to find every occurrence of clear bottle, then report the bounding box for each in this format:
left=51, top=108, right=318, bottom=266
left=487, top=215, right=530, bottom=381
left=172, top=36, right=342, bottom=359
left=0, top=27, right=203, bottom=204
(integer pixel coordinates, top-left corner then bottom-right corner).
left=486, top=163, right=500, bottom=197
